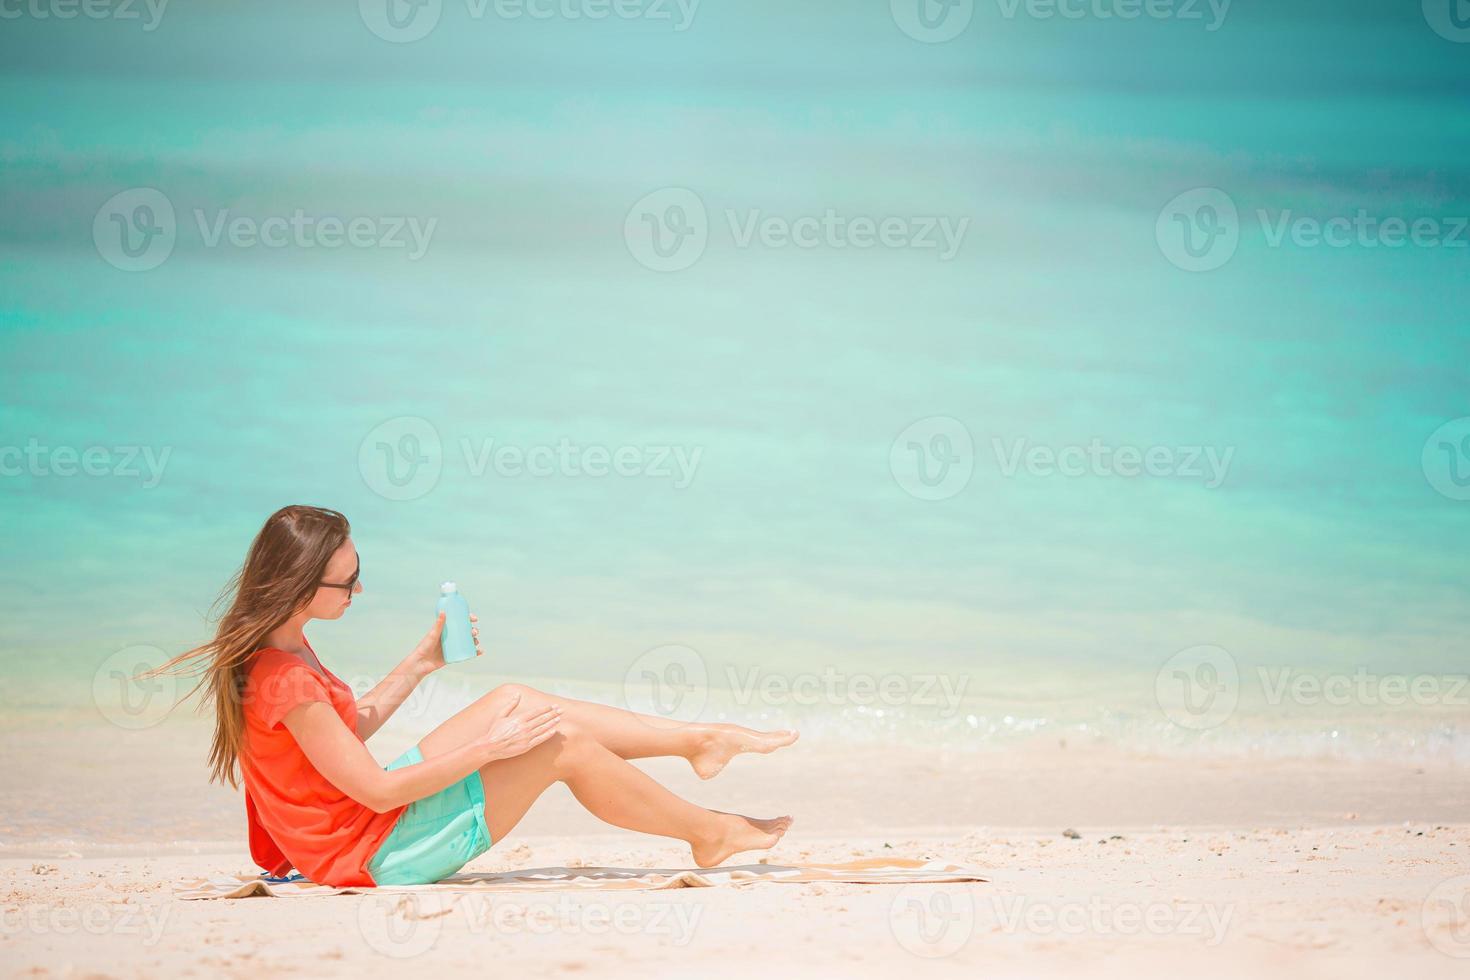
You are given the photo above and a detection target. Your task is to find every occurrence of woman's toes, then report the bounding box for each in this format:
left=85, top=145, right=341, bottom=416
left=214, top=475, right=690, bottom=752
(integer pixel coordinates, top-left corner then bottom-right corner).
left=750, top=729, right=799, bottom=753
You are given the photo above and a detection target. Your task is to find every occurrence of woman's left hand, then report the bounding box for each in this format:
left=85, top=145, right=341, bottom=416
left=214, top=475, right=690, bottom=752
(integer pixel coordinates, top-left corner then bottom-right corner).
left=411, top=613, right=484, bottom=675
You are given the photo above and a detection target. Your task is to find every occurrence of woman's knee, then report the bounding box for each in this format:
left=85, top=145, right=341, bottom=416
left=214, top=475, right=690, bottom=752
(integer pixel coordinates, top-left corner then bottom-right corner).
left=545, top=721, right=597, bottom=777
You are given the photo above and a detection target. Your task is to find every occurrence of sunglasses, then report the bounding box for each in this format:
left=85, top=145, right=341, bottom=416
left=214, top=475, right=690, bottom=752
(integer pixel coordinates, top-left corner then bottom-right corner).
left=318, top=555, right=361, bottom=592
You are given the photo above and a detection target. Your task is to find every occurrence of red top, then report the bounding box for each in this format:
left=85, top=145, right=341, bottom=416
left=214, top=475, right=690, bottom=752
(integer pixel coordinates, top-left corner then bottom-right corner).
left=239, top=647, right=404, bottom=886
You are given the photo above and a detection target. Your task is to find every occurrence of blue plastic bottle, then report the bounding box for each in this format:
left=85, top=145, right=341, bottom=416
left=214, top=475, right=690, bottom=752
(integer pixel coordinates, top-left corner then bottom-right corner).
left=436, top=582, right=477, bottom=664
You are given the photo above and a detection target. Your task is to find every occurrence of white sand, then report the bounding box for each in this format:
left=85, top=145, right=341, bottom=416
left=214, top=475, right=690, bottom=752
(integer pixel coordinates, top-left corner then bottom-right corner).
left=3, top=719, right=1468, bottom=977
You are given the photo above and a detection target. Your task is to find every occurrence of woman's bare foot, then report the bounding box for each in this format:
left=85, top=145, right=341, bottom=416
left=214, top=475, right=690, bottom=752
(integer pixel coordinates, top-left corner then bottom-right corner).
left=688, top=726, right=799, bottom=780
left=691, top=812, right=793, bottom=868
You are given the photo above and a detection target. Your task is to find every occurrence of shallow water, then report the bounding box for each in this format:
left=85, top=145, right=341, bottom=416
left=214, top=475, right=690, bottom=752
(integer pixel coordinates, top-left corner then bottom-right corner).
left=1, top=2, right=1466, bottom=763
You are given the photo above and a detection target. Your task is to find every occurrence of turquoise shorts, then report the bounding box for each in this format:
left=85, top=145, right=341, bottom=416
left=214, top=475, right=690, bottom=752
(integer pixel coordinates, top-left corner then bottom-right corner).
left=367, top=744, right=492, bottom=886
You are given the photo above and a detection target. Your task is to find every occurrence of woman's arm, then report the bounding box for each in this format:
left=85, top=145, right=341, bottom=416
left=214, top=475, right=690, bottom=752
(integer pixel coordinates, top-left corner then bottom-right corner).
left=284, top=692, right=559, bottom=812
left=355, top=612, right=482, bottom=740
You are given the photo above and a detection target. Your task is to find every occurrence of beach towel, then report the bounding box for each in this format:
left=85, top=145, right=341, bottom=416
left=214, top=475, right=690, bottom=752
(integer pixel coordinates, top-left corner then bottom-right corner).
left=173, top=858, right=986, bottom=900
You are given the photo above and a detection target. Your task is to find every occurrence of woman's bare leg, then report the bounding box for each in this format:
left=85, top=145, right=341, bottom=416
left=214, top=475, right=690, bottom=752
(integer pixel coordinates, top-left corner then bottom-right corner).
left=421, top=683, right=797, bottom=779
left=422, top=721, right=792, bottom=867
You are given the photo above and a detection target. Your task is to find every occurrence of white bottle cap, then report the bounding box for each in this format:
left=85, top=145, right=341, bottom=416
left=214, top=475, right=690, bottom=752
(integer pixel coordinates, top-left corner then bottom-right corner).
left=440, top=581, right=458, bottom=594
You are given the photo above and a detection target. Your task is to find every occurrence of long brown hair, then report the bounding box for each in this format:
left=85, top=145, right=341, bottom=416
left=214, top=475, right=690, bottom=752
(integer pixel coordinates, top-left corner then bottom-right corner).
left=150, top=505, right=351, bottom=787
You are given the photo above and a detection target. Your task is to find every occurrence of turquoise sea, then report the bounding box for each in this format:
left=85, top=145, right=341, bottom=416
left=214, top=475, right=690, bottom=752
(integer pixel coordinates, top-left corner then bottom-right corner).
left=1, top=1, right=1467, bottom=764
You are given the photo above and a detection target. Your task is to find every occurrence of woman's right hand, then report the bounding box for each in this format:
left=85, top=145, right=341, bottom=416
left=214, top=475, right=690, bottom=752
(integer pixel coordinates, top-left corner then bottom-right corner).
left=474, top=694, right=562, bottom=762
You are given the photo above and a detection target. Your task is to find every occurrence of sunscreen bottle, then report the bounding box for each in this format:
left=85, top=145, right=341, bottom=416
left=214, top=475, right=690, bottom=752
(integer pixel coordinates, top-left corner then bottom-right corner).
left=437, top=582, right=476, bottom=664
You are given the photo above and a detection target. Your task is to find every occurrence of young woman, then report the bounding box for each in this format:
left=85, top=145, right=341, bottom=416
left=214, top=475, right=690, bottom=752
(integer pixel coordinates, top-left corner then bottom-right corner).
left=158, top=505, right=796, bottom=887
